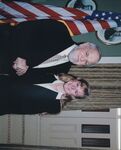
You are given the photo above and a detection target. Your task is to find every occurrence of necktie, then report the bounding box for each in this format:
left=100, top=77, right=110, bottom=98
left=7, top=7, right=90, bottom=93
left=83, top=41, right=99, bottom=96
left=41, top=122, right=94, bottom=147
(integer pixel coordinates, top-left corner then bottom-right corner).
left=42, top=54, right=68, bottom=64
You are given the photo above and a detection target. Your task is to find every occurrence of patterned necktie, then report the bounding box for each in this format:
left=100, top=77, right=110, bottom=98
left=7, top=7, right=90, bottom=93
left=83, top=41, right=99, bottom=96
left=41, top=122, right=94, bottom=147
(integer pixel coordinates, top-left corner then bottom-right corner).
left=42, top=54, right=68, bottom=64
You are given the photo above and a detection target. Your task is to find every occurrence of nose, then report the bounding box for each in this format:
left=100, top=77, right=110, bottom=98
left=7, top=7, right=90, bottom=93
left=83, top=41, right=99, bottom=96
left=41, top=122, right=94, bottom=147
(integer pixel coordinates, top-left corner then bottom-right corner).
left=79, top=58, right=86, bottom=65
left=79, top=55, right=86, bottom=64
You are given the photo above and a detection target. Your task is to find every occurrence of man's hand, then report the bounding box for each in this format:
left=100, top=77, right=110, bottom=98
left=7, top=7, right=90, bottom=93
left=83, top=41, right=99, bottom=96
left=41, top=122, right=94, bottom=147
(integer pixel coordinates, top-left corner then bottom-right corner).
left=12, top=57, right=29, bottom=76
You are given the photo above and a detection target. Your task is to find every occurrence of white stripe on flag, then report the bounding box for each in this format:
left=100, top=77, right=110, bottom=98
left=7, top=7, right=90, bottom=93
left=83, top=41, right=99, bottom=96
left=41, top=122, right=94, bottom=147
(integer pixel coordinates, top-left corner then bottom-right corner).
left=107, top=20, right=118, bottom=28
left=74, top=20, right=88, bottom=33
left=36, top=16, right=49, bottom=19
left=13, top=18, right=27, bottom=22
left=1, top=2, right=26, bottom=18
left=46, top=5, right=75, bottom=16
left=88, top=20, right=103, bottom=31
left=0, top=15, right=6, bottom=19
left=0, top=2, right=4, bottom=8
left=60, top=16, right=75, bottom=20
left=15, top=1, right=50, bottom=17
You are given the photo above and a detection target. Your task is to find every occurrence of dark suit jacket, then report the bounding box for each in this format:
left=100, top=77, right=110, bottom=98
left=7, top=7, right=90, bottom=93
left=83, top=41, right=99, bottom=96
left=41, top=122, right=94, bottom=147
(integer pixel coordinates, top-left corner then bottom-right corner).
left=0, top=20, right=75, bottom=115
left=0, top=24, right=13, bottom=73
left=0, top=19, right=76, bottom=78
left=0, top=74, right=61, bottom=115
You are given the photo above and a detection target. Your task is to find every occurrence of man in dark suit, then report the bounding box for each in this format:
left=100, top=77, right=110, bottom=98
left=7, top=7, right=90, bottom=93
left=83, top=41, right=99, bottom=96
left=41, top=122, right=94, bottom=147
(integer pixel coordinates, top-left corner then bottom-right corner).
left=0, top=19, right=101, bottom=78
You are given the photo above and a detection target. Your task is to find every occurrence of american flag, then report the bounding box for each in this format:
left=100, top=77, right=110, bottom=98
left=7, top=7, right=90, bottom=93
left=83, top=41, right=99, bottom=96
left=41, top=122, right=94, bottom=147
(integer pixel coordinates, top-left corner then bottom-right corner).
left=0, top=1, right=121, bottom=36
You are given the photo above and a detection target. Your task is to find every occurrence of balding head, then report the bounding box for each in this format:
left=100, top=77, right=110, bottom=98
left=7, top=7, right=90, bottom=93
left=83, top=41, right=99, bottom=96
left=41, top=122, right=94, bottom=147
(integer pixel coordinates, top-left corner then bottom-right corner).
left=68, top=42, right=101, bottom=66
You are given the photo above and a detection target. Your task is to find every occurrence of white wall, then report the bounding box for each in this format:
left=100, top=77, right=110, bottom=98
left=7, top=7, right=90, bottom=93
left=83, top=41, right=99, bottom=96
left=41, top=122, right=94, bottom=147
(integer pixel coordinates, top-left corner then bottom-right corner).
left=0, top=109, right=121, bottom=150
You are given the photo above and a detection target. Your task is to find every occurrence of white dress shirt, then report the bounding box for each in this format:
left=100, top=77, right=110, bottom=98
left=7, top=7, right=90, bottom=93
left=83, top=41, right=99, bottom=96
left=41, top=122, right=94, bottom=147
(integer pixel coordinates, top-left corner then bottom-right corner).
left=35, top=75, right=64, bottom=99
left=33, top=44, right=77, bottom=68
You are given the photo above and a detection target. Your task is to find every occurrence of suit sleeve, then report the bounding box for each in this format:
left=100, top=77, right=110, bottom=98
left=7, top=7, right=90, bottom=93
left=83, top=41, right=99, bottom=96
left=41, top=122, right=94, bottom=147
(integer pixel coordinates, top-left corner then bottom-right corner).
left=9, top=83, right=61, bottom=115
left=10, top=62, right=71, bottom=84
left=42, top=99, right=61, bottom=114
left=11, top=19, right=74, bottom=67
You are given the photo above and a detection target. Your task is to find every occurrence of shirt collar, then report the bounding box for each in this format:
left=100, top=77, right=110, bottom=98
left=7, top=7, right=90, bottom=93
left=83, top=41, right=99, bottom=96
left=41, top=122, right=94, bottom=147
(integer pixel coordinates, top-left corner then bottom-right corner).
left=58, top=44, right=77, bottom=56
left=33, top=44, right=77, bottom=68
left=35, top=76, right=64, bottom=99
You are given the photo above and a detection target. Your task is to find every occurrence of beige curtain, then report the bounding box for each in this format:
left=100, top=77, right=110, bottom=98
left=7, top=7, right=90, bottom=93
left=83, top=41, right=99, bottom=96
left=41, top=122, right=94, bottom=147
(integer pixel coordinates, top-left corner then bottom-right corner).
left=64, top=63, right=121, bottom=110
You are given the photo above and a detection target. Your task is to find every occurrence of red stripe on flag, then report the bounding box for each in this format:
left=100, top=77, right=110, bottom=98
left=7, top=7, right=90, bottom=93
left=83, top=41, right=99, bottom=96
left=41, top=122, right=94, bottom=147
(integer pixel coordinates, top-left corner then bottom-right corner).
left=3, top=2, right=37, bottom=18
left=99, top=20, right=111, bottom=29
left=23, top=17, right=38, bottom=22
left=82, top=20, right=95, bottom=32
left=65, top=20, right=81, bottom=35
left=65, top=7, right=89, bottom=19
left=33, top=4, right=61, bottom=18
left=7, top=17, right=40, bottom=25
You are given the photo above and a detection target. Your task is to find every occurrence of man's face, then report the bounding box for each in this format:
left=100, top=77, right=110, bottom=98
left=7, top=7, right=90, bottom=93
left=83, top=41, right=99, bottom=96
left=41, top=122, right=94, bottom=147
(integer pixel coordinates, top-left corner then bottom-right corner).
left=69, top=43, right=100, bottom=66
left=63, top=80, right=87, bottom=97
